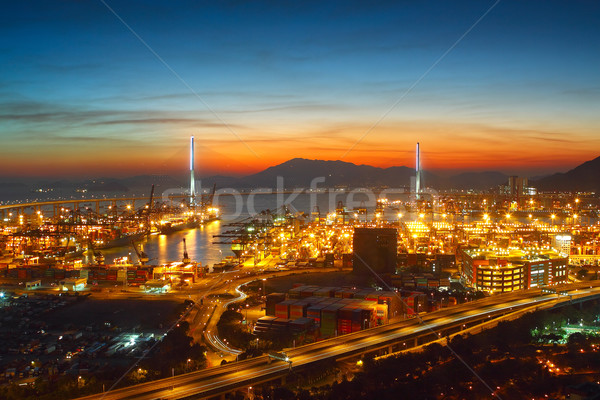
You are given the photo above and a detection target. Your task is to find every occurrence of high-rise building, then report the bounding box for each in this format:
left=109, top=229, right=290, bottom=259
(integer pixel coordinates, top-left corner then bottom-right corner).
left=353, top=228, right=397, bottom=275
left=508, top=176, right=528, bottom=197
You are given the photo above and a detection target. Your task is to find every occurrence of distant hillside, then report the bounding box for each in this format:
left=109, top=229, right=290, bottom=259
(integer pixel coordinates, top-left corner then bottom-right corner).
left=237, top=158, right=414, bottom=187
left=439, top=171, right=508, bottom=190
left=534, top=156, right=600, bottom=192
left=204, top=158, right=507, bottom=190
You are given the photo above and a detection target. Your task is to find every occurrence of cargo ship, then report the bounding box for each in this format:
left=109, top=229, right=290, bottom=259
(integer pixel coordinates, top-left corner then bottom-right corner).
left=158, top=206, right=220, bottom=234
left=93, top=230, right=146, bottom=250
left=158, top=217, right=198, bottom=234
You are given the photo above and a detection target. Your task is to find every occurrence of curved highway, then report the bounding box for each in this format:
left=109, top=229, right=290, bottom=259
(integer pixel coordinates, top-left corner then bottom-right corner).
left=74, top=281, right=600, bottom=400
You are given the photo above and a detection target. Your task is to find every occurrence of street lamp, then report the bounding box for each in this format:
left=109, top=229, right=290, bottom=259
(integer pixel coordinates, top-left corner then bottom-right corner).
left=551, top=214, right=556, bottom=226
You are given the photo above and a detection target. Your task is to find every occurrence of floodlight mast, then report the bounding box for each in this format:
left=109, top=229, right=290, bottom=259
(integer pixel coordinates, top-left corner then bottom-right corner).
left=190, top=136, right=195, bottom=206
left=416, top=142, right=421, bottom=200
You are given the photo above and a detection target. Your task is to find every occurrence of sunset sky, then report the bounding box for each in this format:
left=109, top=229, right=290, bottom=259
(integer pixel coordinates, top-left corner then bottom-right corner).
left=1, top=1, right=599, bottom=179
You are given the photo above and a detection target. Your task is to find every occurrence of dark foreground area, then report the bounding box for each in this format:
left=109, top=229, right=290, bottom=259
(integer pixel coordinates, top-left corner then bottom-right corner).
left=0, top=293, right=207, bottom=400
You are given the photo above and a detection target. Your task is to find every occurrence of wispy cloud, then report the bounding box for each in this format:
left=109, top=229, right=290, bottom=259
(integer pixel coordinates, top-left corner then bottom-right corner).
left=561, top=87, right=600, bottom=98
left=88, top=117, right=243, bottom=129
left=37, top=62, right=102, bottom=73
left=0, top=100, right=245, bottom=130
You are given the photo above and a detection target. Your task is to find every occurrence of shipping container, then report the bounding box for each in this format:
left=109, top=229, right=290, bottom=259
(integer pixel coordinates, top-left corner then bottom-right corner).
left=289, top=301, right=309, bottom=319
left=314, top=287, right=336, bottom=297
left=337, top=319, right=352, bottom=335
left=275, top=299, right=296, bottom=319
left=427, top=279, right=439, bottom=288
left=266, top=293, right=287, bottom=316
left=289, top=285, right=308, bottom=299
left=416, top=281, right=428, bottom=290
left=365, top=292, right=380, bottom=302
left=290, top=317, right=314, bottom=333
left=321, top=303, right=344, bottom=337
left=375, top=303, right=389, bottom=324
left=353, top=290, right=373, bottom=299
left=307, top=303, right=328, bottom=326
left=301, top=286, right=320, bottom=298
left=342, top=289, right=359, bottom=299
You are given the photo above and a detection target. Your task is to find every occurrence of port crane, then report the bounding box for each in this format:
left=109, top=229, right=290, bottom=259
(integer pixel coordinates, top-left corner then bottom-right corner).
left=87, top=240, right=105, bottom=265
left=130, top=240, right=149, bottom=265
left=182, top=238, right=191, bottom=263
left=212, top=206, right=297, bottom=260
left=145, top=184, right=155, bottom=233
left=201, top=183, right=217, bottom=208
left=54, top=236, right=71, bottom=262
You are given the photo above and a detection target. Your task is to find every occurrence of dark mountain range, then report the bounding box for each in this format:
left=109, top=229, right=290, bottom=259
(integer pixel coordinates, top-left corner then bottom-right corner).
left=437, top=171, right=509, bottom=191
left=201, top=158, right=506, bottom=191
left=235, top=158, right=414, bottom=188
left=533, top=156, right=600, bottom=192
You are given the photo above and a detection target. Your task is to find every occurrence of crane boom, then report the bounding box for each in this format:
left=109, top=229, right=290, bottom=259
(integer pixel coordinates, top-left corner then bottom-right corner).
left=130, top=240, right=149, bottom=265
left=146, top=184, right=155, bottom=234
left=182, top=238, right=191, bottom=263
left=209, top=183, right=217, bottom=206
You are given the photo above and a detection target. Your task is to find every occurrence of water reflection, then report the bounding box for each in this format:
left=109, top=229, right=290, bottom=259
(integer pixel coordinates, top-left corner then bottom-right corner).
left=99, top=220, right=231, bottom=268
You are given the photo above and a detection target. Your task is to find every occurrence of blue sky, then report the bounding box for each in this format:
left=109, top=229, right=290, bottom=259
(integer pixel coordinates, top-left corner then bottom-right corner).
left=1, top=1, right=599, bottom=178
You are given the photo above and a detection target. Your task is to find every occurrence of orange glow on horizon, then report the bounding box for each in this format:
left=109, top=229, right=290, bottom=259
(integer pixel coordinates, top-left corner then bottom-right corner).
left=1, top=120, right=596, bottom=178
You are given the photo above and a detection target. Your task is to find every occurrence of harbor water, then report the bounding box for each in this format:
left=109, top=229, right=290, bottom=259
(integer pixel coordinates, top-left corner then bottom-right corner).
left=93, top=192, right=381, bottom=267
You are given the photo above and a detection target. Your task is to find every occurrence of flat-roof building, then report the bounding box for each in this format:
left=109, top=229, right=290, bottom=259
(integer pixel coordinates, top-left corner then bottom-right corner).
left=59, top=278, right=87, bottom=292
left=143, top=279, right=171, bottom=293
left=461, top=248, right=567, bottom=293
